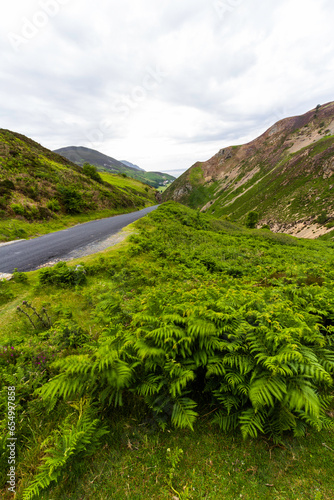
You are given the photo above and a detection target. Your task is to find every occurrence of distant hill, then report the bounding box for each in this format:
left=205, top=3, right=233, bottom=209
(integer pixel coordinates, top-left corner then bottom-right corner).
left=163, top=102, right=334, bottom=238
left=120, top=160, right=144, bottom=171
left=54, top=146, right=175, bottom=188
left=0, top=130, right=157, bottom=239
left=53, top=146, right=127, bottom=172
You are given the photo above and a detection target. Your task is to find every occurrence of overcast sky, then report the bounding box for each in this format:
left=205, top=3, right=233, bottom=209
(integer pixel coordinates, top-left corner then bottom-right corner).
left=1, top=0, right=334, bottom=175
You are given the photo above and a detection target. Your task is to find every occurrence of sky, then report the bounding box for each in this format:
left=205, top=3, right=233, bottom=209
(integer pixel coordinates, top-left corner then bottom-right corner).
left=1, top=0, right=334, bottom=177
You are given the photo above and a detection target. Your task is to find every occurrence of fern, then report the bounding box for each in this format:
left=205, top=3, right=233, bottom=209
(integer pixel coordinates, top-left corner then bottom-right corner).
left=22, top=406, right=108, bottom=500
left=171, top=396, right=198, bottom=430
left=239, top=408, right=265, bottom=438
left=249, top=376, right=287, bottom=409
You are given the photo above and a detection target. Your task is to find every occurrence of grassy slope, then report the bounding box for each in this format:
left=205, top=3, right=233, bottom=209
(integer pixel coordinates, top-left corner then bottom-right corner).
left=0, top=129, right=157, bottom=241
left=1, top=202, right=334, bottom=499
left=54, top=145, right=176, bottom=188
left=163, top=104, right=334, bottom=230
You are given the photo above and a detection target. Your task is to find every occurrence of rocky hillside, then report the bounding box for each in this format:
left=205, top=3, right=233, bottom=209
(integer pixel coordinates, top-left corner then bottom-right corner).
left=0, top=129, right=157, bottom=223
left=54, top=146, right=175, bottom=189
left=163, top=102, right=334, bottom=238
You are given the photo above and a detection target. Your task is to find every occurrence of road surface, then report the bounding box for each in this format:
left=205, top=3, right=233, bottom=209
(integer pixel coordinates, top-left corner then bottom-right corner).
left=0, top=206, right=158, bottom=273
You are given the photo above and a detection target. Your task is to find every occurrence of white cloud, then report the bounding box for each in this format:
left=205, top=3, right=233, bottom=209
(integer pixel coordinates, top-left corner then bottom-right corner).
left=1, top=0, right=334, bottom=174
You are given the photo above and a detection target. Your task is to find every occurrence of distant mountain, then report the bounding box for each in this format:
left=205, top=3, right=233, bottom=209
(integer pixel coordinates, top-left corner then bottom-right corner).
left=120, top=160, right=144, bottom=171
left=53, top=146, right=127, bottom=171
left=54, top=146, right=175, bottom=189
left=163, top=102, right=334, bottom=238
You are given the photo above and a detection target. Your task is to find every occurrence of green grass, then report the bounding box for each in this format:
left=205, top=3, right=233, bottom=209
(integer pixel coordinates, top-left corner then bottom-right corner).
left=36, top=419, right=334, bottom=500
left=1, top=202, right=334, bottom=499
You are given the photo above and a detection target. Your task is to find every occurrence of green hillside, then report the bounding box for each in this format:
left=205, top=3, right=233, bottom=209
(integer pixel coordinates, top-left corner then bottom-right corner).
left=163, top=102, right=334, bottom=238
left=54, top=146, right=175, bottom=189
left=0, top=130, right=157, bottom=242
left=1, top=202, right=334, bottom=498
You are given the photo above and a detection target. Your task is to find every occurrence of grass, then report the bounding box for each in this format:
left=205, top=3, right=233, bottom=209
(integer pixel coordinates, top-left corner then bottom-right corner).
left=34, top=417, right=334, bottom=499
left=1, top=202, right=334, bottom=499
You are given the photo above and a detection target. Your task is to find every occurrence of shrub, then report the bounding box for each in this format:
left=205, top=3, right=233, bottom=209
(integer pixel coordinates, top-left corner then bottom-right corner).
left=12, top=269, right=28, bottom=283
left=50, top=319, right=89, bottom=349
left=46, top=199, right=61, bottom=212
left=82, top=162, right=103, bottom=184
left=10, top=203, right=25, bottom=216
left=245, top=211, right=259, bottom=229
left=0, top=279, right=14, bottom=305
left=317, top=211, right=328, bottom=224
left=0, top=179, right=15, bottom=195
left=57, top=185, right=85, bottom=214
left=39, top=262, right=87, bottom=288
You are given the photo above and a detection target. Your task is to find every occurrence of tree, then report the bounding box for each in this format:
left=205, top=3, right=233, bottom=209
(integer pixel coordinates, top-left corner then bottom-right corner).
left=245, top=211, right=259, bottom=229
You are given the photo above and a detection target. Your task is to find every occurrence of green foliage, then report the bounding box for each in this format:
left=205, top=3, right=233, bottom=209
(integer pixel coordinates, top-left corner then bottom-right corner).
left=82, top=162, right=103, bottom=184
left=317, top=211, right=328, bottom=224
left=38, top=262, right=87, bottom=288
left=22, top=402, right=109, bottom=500
left=10, top=203, right=25, bottom=216
left=57, top=185, right=85, bottom=214
left=2, top=201, right=334, bottom=497
left=30, top=203, right=334, bottom=443
left=0, top=278, right=14, bottom=305
left=12, top=268, right=28, bottom=283
left=46, top=198, right=61, bottom=212
left=50, top=319, right=89, bottom=349
left=245, top=211, right=259, bottom=228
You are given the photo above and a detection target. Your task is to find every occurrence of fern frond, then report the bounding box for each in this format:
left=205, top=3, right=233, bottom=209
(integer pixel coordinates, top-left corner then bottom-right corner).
left=212, top=410, right=241, bottom=432
left=239, top=408, right=265, bottom=439
left=249, top=376, right=287, bottom=409
left=171, top=397, right=198, bottom=430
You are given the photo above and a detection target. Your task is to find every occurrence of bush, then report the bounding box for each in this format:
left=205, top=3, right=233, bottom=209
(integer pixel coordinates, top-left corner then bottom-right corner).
left=10, top=203, right=25, bottom=216
left=50, top=319, right=89, bottom=349
left=0, top=179, right=15, bottom=195
left=47, top=199, right=61, bottom=212
left=317, top=211, right=328, bottom=224
left=39, top=262, right=87, bottom=288
left=0, top=279, right=14, bottom=305
left=82, top=163, right=103, bottom=184
left=57, top=185, right=85, bottom=214
left=245, top=211, right=259, bottom=229
left=12, top=269, right=28, bottom=283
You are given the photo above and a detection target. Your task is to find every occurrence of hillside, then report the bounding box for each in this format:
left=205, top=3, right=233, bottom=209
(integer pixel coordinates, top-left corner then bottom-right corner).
left=54, top=146, right=175, bottom=188
left=163, top=102, right=334, bottom=238
left=0, top=129, right=157, bottom=241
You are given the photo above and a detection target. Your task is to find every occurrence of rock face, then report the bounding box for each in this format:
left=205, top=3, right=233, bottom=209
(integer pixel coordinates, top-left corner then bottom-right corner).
left=163, top=102, right=334, bottom=237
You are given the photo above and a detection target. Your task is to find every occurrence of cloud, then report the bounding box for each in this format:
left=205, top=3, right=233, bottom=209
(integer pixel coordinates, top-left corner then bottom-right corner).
left=1, top=0, right=334, bottom=173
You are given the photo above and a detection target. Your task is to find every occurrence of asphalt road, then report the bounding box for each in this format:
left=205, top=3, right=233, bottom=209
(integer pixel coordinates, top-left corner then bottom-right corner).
left=0, top=205, right=159, bottom=273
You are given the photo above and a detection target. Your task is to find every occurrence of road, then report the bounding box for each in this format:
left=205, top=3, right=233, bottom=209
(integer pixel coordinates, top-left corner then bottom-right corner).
left=0, top=205, right=159, bottom=273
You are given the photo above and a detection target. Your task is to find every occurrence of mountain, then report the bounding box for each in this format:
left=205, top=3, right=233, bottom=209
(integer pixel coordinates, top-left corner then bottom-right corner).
left=163, top=102, right=334, bottom=238
left=0, top=129, right=157, bottom=239
left=54, top=146, right=175, bottom=189
left=120, top=160, right=144, bottom=171
left=54, top=146, right=126, bottom=171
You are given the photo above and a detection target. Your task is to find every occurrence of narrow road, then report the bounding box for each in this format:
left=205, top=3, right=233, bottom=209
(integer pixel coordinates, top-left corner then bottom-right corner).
left=0, top=205, right=159, bottom=273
